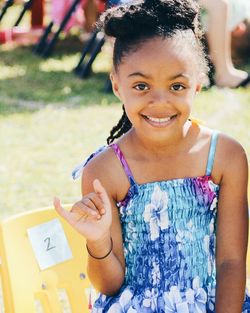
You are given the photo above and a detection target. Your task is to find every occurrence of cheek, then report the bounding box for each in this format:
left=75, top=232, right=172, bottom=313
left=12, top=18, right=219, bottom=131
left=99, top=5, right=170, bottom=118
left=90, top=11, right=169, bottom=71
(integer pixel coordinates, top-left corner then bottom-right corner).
left=123, top=91, right=143, bottom=110
left=175, top=95, right=193, bottom=114
left=118, top=86, right=136, bottom=103
left=124, top=102, right=137, bottom=117
left=124, top=100, right=143, bottom=124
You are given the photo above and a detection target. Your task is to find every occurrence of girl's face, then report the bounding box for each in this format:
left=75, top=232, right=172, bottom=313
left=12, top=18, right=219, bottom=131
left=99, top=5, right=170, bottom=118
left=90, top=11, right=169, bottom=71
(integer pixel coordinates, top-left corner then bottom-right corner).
left=111, top=36, right=202, bottom=144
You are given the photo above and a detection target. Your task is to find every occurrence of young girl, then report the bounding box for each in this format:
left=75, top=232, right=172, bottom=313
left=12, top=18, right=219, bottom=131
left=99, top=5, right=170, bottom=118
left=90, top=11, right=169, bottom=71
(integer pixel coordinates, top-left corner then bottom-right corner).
left=54, top=0, right=250, bottom=311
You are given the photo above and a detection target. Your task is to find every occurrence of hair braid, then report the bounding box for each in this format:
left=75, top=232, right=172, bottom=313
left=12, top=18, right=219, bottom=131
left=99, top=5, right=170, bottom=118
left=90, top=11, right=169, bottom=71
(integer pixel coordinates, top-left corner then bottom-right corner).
left=107, top=105, right=132, bottom=144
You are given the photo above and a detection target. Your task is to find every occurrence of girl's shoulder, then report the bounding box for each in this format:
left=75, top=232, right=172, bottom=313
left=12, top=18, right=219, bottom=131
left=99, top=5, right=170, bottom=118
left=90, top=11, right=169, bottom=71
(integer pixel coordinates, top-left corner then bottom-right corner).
left=197, top=124, right=246, bottom=153
left=77, top=144, right=131, bottom=201
left=83, top=145, right=119, bottom=175
left=215, top=131, right=248, bottom=176
left=198, top=125, right=248, bottom=179
left=200, top=125, right=247, bottom=160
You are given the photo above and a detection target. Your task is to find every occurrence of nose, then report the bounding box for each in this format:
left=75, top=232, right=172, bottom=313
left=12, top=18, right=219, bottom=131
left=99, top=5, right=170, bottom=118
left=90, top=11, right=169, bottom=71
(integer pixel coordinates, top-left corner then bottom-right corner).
left=150, top=89, right=169, bottom=106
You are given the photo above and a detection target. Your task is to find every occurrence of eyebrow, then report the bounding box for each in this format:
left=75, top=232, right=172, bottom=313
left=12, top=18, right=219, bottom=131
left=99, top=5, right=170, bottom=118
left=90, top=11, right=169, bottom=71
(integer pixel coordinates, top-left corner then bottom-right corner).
left=127, top=72, right=190, bottom=80
left=128, top=72, right=151, bottom=79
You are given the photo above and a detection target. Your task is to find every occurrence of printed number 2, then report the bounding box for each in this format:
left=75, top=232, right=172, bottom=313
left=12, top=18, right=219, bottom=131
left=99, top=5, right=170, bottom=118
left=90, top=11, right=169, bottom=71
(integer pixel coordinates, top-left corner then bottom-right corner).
left=44, top=237, right=56, bottom=251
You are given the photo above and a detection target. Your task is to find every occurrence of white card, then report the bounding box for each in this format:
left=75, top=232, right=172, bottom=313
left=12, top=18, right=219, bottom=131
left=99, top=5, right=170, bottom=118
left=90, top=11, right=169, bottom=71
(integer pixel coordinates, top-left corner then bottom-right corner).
left=27, top=218, right=73, bottom=270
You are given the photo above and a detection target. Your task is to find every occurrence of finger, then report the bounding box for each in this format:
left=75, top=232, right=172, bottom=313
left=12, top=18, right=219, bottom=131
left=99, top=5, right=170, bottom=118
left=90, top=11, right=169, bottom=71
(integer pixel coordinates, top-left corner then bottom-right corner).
left=85, top=193, right=105, bottom=215
left=93, top=179, right=110, bottom=213
left=54, top=197, right=72, bottom=221
left=71, top=201, right=100, bottom=219
left=54, top=198, right=98, bottom=225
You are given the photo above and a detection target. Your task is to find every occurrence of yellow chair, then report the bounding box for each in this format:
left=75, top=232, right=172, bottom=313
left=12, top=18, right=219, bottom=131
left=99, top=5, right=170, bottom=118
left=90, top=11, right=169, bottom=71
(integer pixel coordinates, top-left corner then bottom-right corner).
left=0, top=206, right=93, bottom=313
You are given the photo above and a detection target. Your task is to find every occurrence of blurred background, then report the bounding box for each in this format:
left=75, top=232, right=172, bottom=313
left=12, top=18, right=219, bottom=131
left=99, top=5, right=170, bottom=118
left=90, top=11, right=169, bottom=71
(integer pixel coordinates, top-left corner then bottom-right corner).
left=0, top=0, right=249, bottom=220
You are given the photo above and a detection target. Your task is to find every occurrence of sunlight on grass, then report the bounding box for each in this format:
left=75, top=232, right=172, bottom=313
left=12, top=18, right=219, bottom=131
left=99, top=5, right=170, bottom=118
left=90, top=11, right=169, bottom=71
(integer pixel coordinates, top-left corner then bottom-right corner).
left=39, top=45, right=112, bottom=74
left=93, top=49, right=113, bottom=73
left=0, top=64, right=26, bottom=80
left=0, top=105, right=122, bottom=218
left=192, top=88, right=225, bottom=120
left=194, top=88, right=250, bottom=151
left=39, top=55, right=80, bottom=73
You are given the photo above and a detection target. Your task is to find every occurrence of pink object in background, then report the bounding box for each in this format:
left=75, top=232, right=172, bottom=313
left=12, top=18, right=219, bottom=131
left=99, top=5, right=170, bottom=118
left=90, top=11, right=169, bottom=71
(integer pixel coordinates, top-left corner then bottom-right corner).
left=51, top=0, right=88, bottom=32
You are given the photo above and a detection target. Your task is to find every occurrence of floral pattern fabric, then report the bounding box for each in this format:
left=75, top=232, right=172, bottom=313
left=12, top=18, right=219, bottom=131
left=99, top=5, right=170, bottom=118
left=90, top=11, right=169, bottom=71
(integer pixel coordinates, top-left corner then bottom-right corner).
left=92, top=177, right=250, bottom=312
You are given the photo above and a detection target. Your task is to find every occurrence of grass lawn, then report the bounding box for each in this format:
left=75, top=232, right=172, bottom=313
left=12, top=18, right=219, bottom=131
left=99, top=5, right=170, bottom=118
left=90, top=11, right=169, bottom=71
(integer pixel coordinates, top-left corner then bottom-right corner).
left=0, top=20, right=250, bottom=219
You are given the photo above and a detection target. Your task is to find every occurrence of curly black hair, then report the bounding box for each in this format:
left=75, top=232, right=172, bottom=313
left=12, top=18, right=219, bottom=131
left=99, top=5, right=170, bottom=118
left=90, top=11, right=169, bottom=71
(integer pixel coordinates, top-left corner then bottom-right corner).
left=97, top=0, right=208, bottom=144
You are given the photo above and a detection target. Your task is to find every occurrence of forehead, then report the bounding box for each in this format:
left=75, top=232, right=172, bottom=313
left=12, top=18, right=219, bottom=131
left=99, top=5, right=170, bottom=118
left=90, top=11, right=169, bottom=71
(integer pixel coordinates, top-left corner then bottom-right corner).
left=118, top=36, right=198, bottom=78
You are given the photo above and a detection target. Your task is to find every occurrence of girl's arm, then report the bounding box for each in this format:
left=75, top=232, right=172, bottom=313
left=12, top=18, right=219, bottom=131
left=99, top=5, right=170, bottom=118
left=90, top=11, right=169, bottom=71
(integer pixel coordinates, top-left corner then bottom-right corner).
left=54, top=151, right=126, bottom=296
left=85, top=200, right=125, bottom=295
left=215, top=136, right=249, bottom=312
left=81, top=154, right=125, bottom=296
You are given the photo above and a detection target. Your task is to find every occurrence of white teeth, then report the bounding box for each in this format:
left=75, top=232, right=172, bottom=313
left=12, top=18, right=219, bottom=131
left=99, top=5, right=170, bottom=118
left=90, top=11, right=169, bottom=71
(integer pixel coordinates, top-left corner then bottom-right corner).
left=146, top=116, right=171, bottom=123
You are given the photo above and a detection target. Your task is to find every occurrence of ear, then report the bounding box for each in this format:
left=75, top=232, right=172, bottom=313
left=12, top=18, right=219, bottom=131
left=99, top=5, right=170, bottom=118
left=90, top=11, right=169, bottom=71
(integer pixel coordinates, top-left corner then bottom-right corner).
left=110, top=72, right=122, bottom=100
left=195, top=83, right=202, bottom=94
left=196, top=72, right=208, bottom=93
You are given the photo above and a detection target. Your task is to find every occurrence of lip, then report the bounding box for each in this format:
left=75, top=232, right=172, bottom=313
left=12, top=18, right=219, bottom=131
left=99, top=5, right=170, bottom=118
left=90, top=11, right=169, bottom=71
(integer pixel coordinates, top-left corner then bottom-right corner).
left=141, top=114, right=178, bottom=128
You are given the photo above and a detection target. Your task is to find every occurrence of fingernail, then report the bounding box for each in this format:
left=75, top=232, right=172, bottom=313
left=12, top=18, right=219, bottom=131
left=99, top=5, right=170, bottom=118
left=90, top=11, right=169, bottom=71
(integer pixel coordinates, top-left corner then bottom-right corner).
left=91, top=211, right=97, bottom=216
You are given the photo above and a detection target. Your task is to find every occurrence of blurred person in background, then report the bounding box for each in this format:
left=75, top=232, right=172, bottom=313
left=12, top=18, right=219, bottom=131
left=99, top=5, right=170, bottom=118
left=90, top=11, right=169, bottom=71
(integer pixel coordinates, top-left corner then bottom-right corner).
left=199, top=0, right=250, bottom=88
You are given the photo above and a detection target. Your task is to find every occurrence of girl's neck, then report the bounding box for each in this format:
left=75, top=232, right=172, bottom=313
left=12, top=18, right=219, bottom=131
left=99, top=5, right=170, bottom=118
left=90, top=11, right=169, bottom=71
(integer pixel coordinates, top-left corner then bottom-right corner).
left=127, top=120, right=193, bottom=158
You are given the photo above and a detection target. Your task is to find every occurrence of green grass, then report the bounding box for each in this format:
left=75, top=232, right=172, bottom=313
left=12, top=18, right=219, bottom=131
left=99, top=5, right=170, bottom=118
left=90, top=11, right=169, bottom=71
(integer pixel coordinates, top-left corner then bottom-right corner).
left=0, top=39, right=114, bottom=112
left=0, top=31, right=250, bottom=219
left=0, top=105, right=122, bottom=218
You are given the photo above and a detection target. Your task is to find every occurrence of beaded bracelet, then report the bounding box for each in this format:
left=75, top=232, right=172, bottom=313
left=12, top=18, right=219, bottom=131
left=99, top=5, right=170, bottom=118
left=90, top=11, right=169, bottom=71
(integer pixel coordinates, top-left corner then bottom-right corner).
left=86, top=238, right=113, bottom=260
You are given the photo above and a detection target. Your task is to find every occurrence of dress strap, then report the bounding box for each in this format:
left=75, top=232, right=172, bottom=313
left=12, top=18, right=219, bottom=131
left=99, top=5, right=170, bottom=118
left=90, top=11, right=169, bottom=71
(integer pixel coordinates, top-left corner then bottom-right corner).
left=110, top=143, right=136, bottom=185
left=205, top=131, right=219, bottom=176
left=72, top=146, right=106, bottom=180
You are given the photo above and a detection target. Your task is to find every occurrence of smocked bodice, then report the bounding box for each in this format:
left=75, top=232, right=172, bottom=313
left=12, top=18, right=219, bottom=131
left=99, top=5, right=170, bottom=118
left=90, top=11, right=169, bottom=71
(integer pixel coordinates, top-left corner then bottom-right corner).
left=118, top=177, right=218, bottom=295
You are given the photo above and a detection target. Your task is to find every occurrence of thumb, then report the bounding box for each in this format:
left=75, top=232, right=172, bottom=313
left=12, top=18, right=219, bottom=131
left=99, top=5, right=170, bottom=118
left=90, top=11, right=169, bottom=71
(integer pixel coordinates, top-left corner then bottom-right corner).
left=93, top=179, right=111, bottom=210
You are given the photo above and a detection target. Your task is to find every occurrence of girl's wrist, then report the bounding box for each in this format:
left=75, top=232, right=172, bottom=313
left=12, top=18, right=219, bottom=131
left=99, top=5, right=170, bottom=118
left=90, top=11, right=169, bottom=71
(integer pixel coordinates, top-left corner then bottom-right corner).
left=86, top=237, right=113, bottom=260
left=86, top=233, right=112, bottom=258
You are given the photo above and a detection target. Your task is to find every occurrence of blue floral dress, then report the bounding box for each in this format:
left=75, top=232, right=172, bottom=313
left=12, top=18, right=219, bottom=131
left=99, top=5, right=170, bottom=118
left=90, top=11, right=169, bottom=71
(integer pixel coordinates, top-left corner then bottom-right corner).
left=73, top=132, right=250, bottom=313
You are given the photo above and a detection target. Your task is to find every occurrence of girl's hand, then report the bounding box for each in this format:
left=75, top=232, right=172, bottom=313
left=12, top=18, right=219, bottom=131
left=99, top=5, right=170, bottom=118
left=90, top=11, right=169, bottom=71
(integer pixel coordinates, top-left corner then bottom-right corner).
left=54, top=179, right=112, bottom=242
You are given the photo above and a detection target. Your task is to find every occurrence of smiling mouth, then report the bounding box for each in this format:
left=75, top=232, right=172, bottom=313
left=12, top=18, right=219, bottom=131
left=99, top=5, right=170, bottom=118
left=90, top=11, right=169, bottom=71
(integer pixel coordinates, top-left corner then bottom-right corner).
left=142, top=114, right=178, bottom=124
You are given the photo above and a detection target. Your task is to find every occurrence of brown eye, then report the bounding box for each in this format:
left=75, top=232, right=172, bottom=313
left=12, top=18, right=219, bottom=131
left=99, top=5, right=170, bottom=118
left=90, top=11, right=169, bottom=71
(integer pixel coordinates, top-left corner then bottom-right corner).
left=134, top=83, right=149, bottom=91
left=171, top=84, right=185, bottom=91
